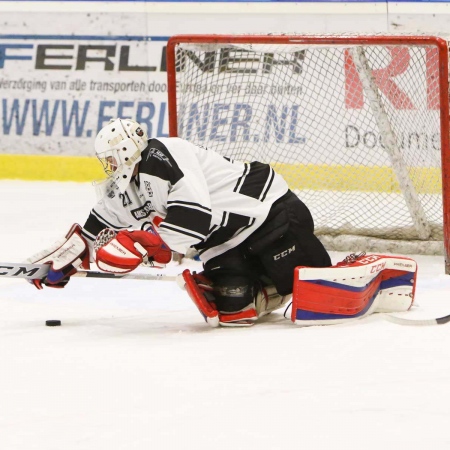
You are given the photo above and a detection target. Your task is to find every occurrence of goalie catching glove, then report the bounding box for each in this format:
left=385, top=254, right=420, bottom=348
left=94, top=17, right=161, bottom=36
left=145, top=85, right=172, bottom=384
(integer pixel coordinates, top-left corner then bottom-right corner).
left=25, top=224, right=90, bottom=289
left=95, top=225, right=171, bottom=273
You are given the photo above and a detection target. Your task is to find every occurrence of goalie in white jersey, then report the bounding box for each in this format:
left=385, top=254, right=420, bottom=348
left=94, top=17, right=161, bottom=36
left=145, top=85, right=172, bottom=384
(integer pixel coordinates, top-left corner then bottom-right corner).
left=26, top=118, right=417, bottom=327
left=27, top=118, right=330, bottom=326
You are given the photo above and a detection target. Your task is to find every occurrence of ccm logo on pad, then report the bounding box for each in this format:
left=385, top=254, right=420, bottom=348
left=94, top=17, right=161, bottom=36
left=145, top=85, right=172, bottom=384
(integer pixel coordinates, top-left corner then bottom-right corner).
left=273, top=246, right=295, bottom=260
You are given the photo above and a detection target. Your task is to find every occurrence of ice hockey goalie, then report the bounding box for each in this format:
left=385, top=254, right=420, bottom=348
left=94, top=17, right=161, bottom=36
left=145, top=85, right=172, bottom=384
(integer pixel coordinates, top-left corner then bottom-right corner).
left=291, top=253, right=417, bottom=326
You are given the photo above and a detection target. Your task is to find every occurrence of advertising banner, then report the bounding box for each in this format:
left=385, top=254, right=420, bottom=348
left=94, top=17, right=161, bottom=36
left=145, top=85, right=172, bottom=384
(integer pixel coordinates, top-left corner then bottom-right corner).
left=0, top=35, right=169, bottom=156
left=0, top=1, right=446, bottom=182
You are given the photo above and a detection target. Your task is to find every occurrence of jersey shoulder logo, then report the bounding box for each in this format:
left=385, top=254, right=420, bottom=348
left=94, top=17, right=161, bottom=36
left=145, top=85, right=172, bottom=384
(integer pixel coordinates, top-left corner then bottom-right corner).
left=147, top=147, right=173, bottom=167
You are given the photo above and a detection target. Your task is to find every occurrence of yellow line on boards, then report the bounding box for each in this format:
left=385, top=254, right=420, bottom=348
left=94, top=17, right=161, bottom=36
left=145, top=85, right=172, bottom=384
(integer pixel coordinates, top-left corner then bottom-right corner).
left=0, top=154, right=105, bottom=182
left=274, top=163, right=442, bottom=194
left=0, top=156, right=442, bottom=195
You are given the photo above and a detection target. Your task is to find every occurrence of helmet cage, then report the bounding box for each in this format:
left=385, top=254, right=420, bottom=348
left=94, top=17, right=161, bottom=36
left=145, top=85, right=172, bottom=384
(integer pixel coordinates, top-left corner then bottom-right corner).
left=94, top=118, right=148, bottom=193
left=97, top=151, right=119, bottom=178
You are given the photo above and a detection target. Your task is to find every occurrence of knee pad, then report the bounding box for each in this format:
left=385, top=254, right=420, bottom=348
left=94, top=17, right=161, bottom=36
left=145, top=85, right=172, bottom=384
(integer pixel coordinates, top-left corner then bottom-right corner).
left=180, top=270, right=258, bottom=327
left=211, top=275, right=255, bottom=313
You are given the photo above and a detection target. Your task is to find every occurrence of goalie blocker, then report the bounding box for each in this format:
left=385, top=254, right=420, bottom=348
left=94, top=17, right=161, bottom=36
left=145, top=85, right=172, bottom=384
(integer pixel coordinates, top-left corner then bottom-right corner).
left=291, top=253, right=417, bottom=326
left=25, top=224, right=90, bottom=289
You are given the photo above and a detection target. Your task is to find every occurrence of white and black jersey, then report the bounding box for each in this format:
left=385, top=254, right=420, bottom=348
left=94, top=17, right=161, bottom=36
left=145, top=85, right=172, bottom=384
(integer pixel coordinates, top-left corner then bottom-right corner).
left=82, top=137, right=289, bottom=262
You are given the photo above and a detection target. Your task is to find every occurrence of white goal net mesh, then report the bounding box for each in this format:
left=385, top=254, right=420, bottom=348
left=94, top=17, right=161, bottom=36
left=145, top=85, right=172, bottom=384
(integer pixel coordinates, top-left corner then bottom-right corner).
left=170, top=37, right=447, bottom=255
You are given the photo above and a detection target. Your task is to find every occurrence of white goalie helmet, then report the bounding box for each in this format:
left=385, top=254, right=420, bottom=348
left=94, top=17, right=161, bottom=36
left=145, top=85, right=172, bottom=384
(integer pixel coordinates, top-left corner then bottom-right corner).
left=95, top=118, right=149, bottom=193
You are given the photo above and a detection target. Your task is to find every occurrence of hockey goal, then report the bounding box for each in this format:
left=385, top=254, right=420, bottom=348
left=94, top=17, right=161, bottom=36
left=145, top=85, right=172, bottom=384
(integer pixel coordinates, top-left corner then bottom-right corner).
left=166, top=34, right=450, bottom=273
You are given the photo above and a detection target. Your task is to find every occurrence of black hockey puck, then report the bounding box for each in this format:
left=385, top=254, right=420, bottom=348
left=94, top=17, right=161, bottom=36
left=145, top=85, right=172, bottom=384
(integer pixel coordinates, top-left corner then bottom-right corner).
left=46, top=320, right=61, bottom=327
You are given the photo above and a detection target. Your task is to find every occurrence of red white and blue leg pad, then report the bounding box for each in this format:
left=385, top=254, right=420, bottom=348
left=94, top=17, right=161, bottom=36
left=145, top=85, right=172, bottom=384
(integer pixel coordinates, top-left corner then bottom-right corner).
left=180, top=270, right=258, bottom=328
left=181, top=270, right=220, bottom=328
left=291, top=254, right=417, bottom=326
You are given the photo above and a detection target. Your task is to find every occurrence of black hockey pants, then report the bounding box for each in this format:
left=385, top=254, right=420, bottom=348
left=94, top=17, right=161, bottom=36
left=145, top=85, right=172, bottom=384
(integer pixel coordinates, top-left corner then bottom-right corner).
left=203, top=190, right=331, bottom=313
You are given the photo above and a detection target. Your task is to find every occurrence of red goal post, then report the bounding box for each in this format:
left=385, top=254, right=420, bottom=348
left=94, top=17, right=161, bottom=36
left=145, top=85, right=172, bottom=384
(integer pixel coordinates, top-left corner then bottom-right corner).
left=166, top=34, right=450, bottom=273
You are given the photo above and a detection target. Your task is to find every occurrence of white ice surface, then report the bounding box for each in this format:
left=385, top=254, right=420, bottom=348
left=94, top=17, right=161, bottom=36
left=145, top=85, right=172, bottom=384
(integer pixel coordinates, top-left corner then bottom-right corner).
left=1, top=180, right=450, bottom=450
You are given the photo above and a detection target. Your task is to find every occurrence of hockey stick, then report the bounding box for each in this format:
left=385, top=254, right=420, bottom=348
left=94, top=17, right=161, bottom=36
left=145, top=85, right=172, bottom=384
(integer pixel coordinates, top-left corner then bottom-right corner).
left=74, top=270, right=176, bottom=281
left=0, top=262, right=177, bottom=282
left=4, top=262, right=448, bottom=323
left=383, top=314, right=450, bottom=326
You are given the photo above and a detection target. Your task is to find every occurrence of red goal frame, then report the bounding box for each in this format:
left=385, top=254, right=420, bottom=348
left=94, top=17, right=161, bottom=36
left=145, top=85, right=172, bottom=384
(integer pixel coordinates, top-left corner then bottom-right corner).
left=166, top=34, right=450, bottom=273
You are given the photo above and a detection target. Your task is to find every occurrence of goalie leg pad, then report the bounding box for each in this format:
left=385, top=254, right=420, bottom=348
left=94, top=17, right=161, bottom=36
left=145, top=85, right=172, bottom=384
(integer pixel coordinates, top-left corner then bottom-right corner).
left=181, top=270, right=258, bottom=327
left=218, top=305, right=258, bottom=327
left=291, top=254, right=417, bottom=326
left=374, top=268, right=417, bottom=313
left=182, top=270, right=220, bottom=328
